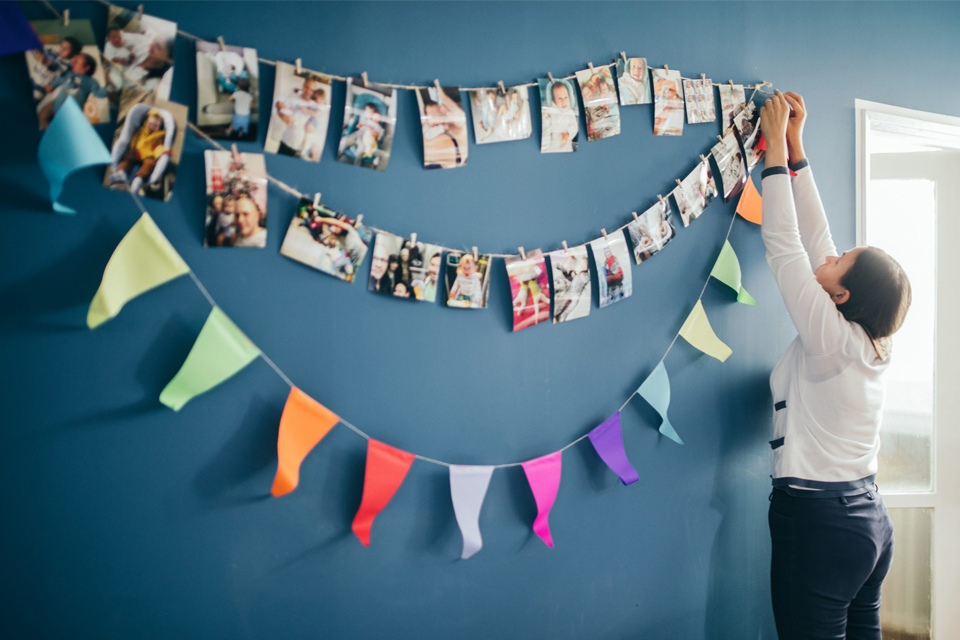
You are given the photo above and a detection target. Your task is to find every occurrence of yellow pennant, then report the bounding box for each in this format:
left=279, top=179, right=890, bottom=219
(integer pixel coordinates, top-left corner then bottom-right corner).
left=679, top=300, right=732, bottom=362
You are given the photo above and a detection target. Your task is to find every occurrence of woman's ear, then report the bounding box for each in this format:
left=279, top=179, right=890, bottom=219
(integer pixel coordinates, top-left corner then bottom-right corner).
left=833, top=289, right=851, bottom=305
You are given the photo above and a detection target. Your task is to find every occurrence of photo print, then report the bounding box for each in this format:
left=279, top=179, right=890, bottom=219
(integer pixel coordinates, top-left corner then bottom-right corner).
left=590, top=234, right=633, bottom=308
left=733, top=102, right=764, bottom=172
left=25, top=19, right=109, bottom=129
left=195, top=40, right=259, bottom=141
left=102, top=5, right=176, bottom=116
left=682, top=78, right=716, bottom=124
left=652, top=68, right=684, bottom=136
left=575, top=65, right=621, bottom=142
left=280, top=198, right=371, bottom=283
left=469, top=85, right=532, bottom=144
left=103, top=99, right=187, bottom=201
left=673, top=161, right=719, bottom=228
left=203, top=150, right=268, bottom=248
left=718, top=83, right=745, bottom=130
left=416, top=85, right=469, bottom=169
left=506, top=250, right=551, bottom=331
left=445, top=251, right=491, bottom=309
left=265, top=62, right=332, bottom=162
left=711, top=130, right=747, bottom=203
left=337, top=78, right=398, bottom=171
left=549, top=246, right=591, bottom=324
left=616, top=56, right=652, bottom=106
left=367, top=232, right=442, bottom=302
left=626, top=199, right=675, bottom=264
left=538, top=77, right=579, bottom=153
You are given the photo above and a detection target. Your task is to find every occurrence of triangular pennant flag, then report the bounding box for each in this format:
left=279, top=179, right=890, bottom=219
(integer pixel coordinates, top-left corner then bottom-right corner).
left=736, top=175, right=763, bottom=225
left=87, top=213, right=190, bottom=328
left=159, top=306, right=261, bottom=411
left=0, top=3, right=42, bottom=56
left=679, top=300, right=732, bottom=362
left=710, top=240, right=756, bottom=306
left=637, top=361, right=683, bottom=444
left=352, top=439, right=415, bottom=547
left=270, top=387, right=341, bottom=497
left=587, top=412, right=639, bottom=486
left=37, top=98, right=111, bottom=214
left=449, top=465, right=495, bottom=560
left=521, top=451, right=562, bottom=548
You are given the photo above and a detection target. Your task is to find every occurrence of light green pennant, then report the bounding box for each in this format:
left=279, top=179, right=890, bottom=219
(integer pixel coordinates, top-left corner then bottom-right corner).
left=159, top=306, right=261, bottom=411
left=87, top=213, right=190, bottom=328
left=679, top=300, right=732, bottom=362
left=709, top=240, right=756, bottom=305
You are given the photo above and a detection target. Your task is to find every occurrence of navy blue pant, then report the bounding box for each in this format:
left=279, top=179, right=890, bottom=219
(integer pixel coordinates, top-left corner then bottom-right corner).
left=768, top=487, right=895, bottom=639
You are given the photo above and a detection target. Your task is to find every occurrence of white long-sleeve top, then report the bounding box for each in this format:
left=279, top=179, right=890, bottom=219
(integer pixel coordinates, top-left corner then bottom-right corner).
left=761, top=162, right=887, bottom=493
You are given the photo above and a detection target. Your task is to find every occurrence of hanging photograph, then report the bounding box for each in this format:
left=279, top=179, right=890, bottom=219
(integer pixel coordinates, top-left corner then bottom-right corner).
left=652, top=68, right=684, bottom=136
left=673, top=161, right=719, bottom=228
left=103, top=99, right=187, bottom=202
left=548, top=246, right=591, bottom=323
left=203, top=150, right=268, bottom=248
left=337, top=78, right=398, bottom=172
left=626, top=200, right=675, bottom=264
left=718, top=83, right=745, bottom=130
left=682, top=78, right=716, bottom=124
left=416, top=85, right=469, bottom=169
left=711, top=130, right=747, bottom=203
left=265, top=62, right=332, bottom=162
left=367, top=232, right=442, bottom=302
left=575, top=66, right=621, bottom=142
left=538, top=77, right=579, bottom=153
left=101, top=5, right=176, bottom=118
left=279, top=198, right=371, bottom=283
left=734, top=102, right=764, bottom=172
left=505, top=250, right=551, bottom=331
left=195, top=40, right=259, bottom=141
left=469, top=86, right=532, bottom=144
left=615, top=56, right=651, bottom=105
left=445, top=252, right=492, bottom=309
left=590, top=234, right=633, bottom=308
left=25, top=19, right=110, bottom=129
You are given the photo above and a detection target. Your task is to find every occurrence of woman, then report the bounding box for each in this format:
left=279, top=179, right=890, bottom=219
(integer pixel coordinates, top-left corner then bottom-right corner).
left=760, top=91, right=912, bottom=639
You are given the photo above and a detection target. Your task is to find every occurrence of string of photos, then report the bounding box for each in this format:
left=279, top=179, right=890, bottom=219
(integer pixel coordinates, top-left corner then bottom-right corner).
left=12, top=0, right=769, bottom=557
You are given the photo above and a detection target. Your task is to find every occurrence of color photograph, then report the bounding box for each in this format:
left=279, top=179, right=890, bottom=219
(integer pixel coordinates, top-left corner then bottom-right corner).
left=549, top=246, right=591, bottom=323
left=615, top=56, right=651, bottom=105
left=195, top=41, right=259, bottom=141
left=683, top=78, right=716, bottom=124
left=718, top=83, right=745, bottom=130
left=673, top=161, right=718, bottom=228
left=367, top=232, right=442, bottom=302
left=102, top=5, right=176, bottom=112
left=469, top=86, right=532, bottom=144
left=539, top=77, right=580, bottom=153
left=652, top=68, right=684, bottom=136
left=576, top=66, right=621, bottom=142
left=203, top=151, right=268, bottom=248
left=445, top=251, right=491, bottom=309
left=734, top=102, right=764, bottom=172
left=416, top=86, right=469, bottom=169
left=337, top=79, right=398, bottom=171
left=280, top=198, right=371, bottom=283
left=711, top=130, right=747, bottom=203
left=506, top=250, right=551, bottom=331
left=590, top=234, right=633, bottom=308
left=626, top=200, right=675, bottom=264
left=265, top=61, right=332, bottom=162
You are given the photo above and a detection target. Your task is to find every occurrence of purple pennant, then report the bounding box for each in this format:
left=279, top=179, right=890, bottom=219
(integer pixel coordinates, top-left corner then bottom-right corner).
left=587, top=412, right=639, bottom=486
left=0, top=3, right=42, bottom=57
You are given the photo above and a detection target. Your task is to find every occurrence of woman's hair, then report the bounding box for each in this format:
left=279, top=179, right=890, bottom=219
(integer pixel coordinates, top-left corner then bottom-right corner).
left=838, top=246, right=912, bottom=342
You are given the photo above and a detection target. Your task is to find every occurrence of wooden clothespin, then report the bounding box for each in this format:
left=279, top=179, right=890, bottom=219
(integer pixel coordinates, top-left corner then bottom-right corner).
left=601, top=228, right=609, bottom=241
left=548, top=72, right=555, bottom=82
left=62, top=9, right=69, bottom=26
left=313, top=192, right=321, bottom=209
left=137, top=5, right=144, bottom=21
left=217, top=36, right=226, bottom=51
left=620, top=51, right=628, bottom=63
left=472, top=246, right=478, bottom=260
left=700, top=154, right=708, bottom=165
left=434, top=79, right=442, bottom=93
left=729, top=80, right=735, bottom=87
left=632, top=211, right=639, bottom=221
left=231, top=143, right=239, bottom=160
left=588, top=62, right=596, bottom=75
left=295, top=58, right=302, bottom=75
left=498, top=80, right=506, bottom=94
left=675, top=179, right=683, bottom=189
left=717, top=134, right=724, bottom=143
left=518, top=246, right=526, bottom=260
left=361, top=71, right=368, bottom=87
left=663, top=64, right=669, bottom=72
left=355, top=214, right=363, bottom=226
left=701, top=73, right=706, bottom=81
left=657, top=194, right=665, bottom=207
left=410, top=233, right=417, bottom=246
left=562, top=240, right=568, bottom=250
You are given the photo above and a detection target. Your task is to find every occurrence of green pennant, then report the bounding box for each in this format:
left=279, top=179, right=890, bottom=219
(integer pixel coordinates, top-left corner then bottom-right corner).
left=709, top=240, right=756, bottom=305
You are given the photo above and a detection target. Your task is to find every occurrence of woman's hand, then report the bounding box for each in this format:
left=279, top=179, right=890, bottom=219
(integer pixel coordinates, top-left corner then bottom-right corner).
left=760, top=91, right=792, bottom=167
left=783, top=92, right=807, bottom=164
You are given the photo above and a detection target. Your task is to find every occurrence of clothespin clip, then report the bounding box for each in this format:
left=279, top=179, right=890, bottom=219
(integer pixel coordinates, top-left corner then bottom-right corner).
left=588, top=62, right=596, bottom=75
left=295, top=58, right=302, bottom=75
left=729, top=80, right=735, bottom=87
left=675, top=179, right=683, bottom=189
left=632, top=211, right=639, bottom=222
left=548, top=72, right=555, bottom=82
left=217, top=36, right=226, bottom=51
left=62, top=9, right=69, bottom=26
left=361, top=71, right=368, bottom=87
left=434, top=79, right=442, bottom=93
left=620, top=51, right=627, bottom=63
left=472, top=246, right=478, bottom=260
left=700, top=154, right=708, bottom=165
left=657, top=194, right=665, bottom=207
left=498, top=80, right=506, bottom=94
left=355, top=214, right=363, bottom=226
left=717, top=135, right=724, bottom=143
left=231, top=143, right=239, bottom=160
left=518, top=246, right=526, bottom=260
left=701, top=73, right=706, bottom=81
left=664, top=64, right=669, bottom=72
left=313, top=192, right=321, bottom=209
left=410, top=232, right=417, bottom=246
left=562, top=240, right=568, bottom=251
left=601, top=228, right=609, bottom=241
left=137, top=5, right=144, bottom=21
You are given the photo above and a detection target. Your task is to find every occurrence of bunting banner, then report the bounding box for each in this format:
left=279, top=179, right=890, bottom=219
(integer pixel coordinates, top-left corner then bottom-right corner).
left=710, top=240, right=756, bottom=305
left=449, top=465, right=495, bottom=560
left=270, top=387, right=341, bottom=497
left=678, top=300, right=732, bottom=362
left=521, top=451, right=562, bottom=548
left=158, top=306, right=261, bottom=411
left=587, top=412, right=639, bottom=486
left=87, top=213, right=190, bottom=328
left=736, top=175, right=763, bottom=224
left=352, top=439, right=415, bottom=547
left=0, top=3, right=42, bottom=56
left=637, top=361, right=682, bottom=445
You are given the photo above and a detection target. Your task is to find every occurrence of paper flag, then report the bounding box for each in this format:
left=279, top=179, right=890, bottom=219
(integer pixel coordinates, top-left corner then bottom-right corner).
left=37, top=98, right=111, bottom=214
left=637, top=361, right=683, bottom=444
left=159, top=306, right=261, bottom=411
left=587, top=412, right=639, bottom=486
left=449, top=465, right=495, bottom=559
left=710, top=240, right=756, bottom=306
left=0, top=3, right=42, bottom=56
left=736, top=175, right=763, bottom=224
left=352, top=439, right=415, bottom=547
left=270, top=387, right=340, bottom=497
left=521, top=451, right=562, bottom=548
left=87, top=213, right=190, bottom=328
left=679, top=300, right=732, bottom=362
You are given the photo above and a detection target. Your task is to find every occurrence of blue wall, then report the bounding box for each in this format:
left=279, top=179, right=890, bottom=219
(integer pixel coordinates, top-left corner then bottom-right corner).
left=2, top=2, right=958, bottom=639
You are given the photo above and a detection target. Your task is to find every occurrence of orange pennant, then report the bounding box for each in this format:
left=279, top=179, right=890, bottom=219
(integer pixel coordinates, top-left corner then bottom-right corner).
left=352, top=439, right=415, bottom=547
left=736, top=175, right=763, bottom=224
left=270, top=387, right=340, bottom=497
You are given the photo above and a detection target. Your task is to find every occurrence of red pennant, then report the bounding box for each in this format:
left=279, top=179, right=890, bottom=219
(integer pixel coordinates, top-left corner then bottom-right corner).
left=270, top=387, right=340, bottom=497
left=352, top=439, right=415, bottom=547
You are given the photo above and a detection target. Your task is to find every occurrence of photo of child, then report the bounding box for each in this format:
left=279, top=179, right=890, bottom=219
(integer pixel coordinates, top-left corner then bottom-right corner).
left=652, top=68, right=685, bottom=136
left=590, top=234, right=633, bottom=308
left=506, top=250, right=551, bottom=331
left=25, top=19, right=109, bottom=130
left=548, top=246, right=591, bottom=323
left=367, top=232, right=442, bottom=302
left=101, top=6, right=176, bottom=115
left=538, top=77, right=580, bottom=153
left=733, top=102, right=764, bottom=172
left=469, top=86, right=532, bottom=144
left=416, top=86, right=469, bottom=169
left=337, top=79, right=397, bottom=171
left=626, top=200, right=675, bottom=264
left=615, top=56, right=652, bottom=106
left=711, top=130, right=747, bottom=203
left=718, top=83, right=746, bottom=131
left=265, top=62, right=332, bottom=162
left=279, top=198, right=371, bottom=283
left=445, top=252, right=491, bottom=309
left=203, top=151, right=268, bottom=248
left=673, top=161, right=719, bottom=228
left=195, top=41, right=259, bottom=141
left=575, top=65, right=621, bottom=142
left=682, top=78, right=717, bottom=124
left=103, top=99, right=187, bottom=201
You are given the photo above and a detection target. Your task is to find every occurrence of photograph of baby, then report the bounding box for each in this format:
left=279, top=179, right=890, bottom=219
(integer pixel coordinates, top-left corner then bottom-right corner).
left=683, top=78, right=716, bottom=124
left=25, top=19, right=110, bottom=130
left=102, top=6, right=176, bottom=116
left=711, top=130, right=747, bottom=203
left=652, top=68, right=685, bottom=136
left=616, top=56, right=651, bottom=106
left=575, top=66, right=621, bottom=142
left=626, top=200, right=675, bottom=264
left=367, top=232, right=442, bottom=302
left=416, top=86, right=469, bottom=169
left=506, top=250, right=551, bottom=331
left=469, top=86, right=532, bottom=144
left=734, top=102, right=764, bottom=172
left=539, top=77, right=579, bottom=153
left=337, top=79, right=397, bottom=171
left=203, top=151, right=268, bottom=248
left=718, top=83, right=745, bottom=130
left=280, top=198, right=371, bottom=283
left=445, top=252, right=491, bottom=309
left=549, top=246, right=591, bottom=323
left=103, top=100, right=187, bottom=201
left=265, top=62, right=331, bottom=162
left=195, top=41, right=259, bottom=141
left=673, top=161, right=719, bottom=228
left=590, top=234, right=633, bottom=308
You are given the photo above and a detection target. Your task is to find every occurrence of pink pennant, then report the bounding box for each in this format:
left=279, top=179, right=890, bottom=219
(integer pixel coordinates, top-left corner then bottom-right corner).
left=521, top=451, right=562, bottom=548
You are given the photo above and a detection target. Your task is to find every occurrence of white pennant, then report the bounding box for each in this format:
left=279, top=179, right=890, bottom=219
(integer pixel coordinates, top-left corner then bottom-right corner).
left=449, top=465, right=495, bottom=559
